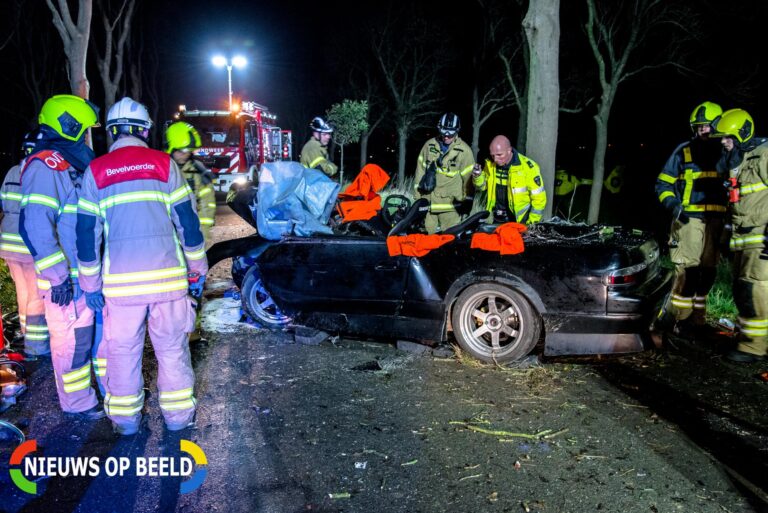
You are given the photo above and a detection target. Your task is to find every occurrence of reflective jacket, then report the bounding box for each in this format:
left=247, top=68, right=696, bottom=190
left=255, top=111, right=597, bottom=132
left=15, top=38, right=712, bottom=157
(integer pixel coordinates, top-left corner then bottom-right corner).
left=19, top=150, right=85, bottom=292
left=728, top=140, right=768, bottom=251
left=413, top=136, right=475, bottom=213
left=76, top=136, right=208, bottom=305
left=473, top=151, right=546, bottom=224
left=0, top=161, right=32, bottom=263
left=656, top=138, right=726, bottom=218
left=181, top=159, right=215, bottom=234
left=299, top=138, right=338, bottom=177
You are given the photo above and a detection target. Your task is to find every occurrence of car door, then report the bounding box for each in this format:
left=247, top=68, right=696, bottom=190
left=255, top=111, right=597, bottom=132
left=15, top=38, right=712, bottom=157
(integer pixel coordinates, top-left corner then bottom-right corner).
left=259, top=234, right=409, bottom=315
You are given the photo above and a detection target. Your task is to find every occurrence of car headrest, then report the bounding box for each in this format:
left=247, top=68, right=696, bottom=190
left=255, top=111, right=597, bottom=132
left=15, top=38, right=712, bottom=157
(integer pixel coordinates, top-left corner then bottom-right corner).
left=388, top=198, right=430, bottom=237
left=440, top=210, right=490, bottom=237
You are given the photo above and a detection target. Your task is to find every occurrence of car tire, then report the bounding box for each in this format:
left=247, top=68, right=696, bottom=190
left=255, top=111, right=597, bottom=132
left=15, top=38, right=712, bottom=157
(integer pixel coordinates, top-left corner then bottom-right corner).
left=451, top=283, right=541, bottom=363
left=241, top=267, right=292, bottom=328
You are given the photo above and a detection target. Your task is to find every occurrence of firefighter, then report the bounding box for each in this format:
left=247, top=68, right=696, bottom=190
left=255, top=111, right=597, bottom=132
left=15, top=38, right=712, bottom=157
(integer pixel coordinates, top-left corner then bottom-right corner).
left=712, top=109, right=768, bottom=362
left=0, top=130, right=50, bottom=356
left=414, top=112, right=475, bottom=234
left=19, top=94, right=105, bottom=420
left=472, top=135, right=546, bottom=225
left=76, top=97, right=208, bottom=434
left=166, top=121, right=216, bottom=244
left=653, top=101, right=727, bottom=340
left=299, top=117, right=338, bottom=177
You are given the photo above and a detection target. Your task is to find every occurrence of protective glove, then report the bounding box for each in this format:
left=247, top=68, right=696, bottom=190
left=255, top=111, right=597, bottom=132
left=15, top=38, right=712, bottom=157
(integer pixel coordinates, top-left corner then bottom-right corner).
left=188, top=274, right=206, bottom=299
left=471, top=163, right=482, bottom=177
left=85, top=291, right=105, bottom=312
left=50, top=280, right=73, bottom=307
left=677, top=212, right=690, bottom=224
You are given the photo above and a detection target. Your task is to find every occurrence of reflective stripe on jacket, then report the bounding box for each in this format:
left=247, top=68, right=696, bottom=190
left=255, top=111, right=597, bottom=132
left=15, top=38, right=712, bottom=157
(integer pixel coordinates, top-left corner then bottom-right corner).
left=77, top=136, right=208, bottom=305
left=299, top=138, right=337, bottom=177
left=413, top=136, right=475, bottom=211
left=655, top=138, right=726, bottom=217
left=181, top=159, right=216, bottom=229
left=473, top=151, right=546, bottom=224
left=20, top=151, right=83, bottom=288
left=0, top=161, right=33, bottom=262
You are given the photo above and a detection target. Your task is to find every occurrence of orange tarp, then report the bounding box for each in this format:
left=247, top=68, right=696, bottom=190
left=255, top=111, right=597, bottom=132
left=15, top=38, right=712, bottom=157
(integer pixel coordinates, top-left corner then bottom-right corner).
left=386, top=234, right=456, bottom=257
left=337, top=163, right=390, bottom=222
left=470, top=222, right=527, bottom=255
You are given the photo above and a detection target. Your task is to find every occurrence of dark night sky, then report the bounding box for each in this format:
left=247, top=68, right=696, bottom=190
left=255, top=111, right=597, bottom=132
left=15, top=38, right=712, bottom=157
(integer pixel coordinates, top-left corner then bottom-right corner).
left=0, top=0, right=766, bottom=199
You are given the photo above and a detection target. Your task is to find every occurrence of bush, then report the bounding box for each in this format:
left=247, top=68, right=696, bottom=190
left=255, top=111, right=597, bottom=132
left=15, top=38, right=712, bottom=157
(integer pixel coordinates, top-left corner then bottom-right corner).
left=707, top=258, right=737, bottom=322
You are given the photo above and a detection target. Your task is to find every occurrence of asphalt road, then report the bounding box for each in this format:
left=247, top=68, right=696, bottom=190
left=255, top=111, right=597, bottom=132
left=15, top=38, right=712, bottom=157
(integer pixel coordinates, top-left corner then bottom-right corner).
left=0, top=202, right=766, bottom=512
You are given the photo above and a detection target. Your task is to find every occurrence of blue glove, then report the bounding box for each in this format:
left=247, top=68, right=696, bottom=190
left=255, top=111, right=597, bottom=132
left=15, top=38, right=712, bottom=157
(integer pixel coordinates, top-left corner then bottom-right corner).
left=188, top=274, right=206, bottom=299
left=85, top=291, right=105, bottom=312
left=50, top=280, right=73, bottom=307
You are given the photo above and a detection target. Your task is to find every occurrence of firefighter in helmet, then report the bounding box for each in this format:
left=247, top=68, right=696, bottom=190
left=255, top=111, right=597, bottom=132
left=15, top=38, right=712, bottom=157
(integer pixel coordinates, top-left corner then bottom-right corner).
left=712, top=109, right=768, bottom=362
left=299, top=117, right=338, bottom=177
left=166, top=121, right=216, bottom=244
left=472, top=135, right=546, bottom=225
left=653, top=101, right=727, bottom=341
left=0, top=129, right=50, bottom=356
left=414, top=112, right=475, bottom=233
left=19, top=94, right=105, bottom=420
left=77, top=97, right=207, bottom=434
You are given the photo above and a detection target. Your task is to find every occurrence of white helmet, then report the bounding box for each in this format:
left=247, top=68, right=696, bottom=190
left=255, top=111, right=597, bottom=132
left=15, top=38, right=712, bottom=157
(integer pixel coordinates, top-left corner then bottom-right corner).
left=106, top=97, right=153, bottom=142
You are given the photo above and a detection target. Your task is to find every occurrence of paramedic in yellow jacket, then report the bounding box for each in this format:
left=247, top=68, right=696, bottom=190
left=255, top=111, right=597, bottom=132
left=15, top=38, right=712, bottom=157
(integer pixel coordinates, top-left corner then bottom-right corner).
left=165, top=122, right=216, bottom=244
left=299, top=117, right=338, bottom=177
left=473, top=135, right=547, bottom=224
left=414, top=112, right=475, bottom=234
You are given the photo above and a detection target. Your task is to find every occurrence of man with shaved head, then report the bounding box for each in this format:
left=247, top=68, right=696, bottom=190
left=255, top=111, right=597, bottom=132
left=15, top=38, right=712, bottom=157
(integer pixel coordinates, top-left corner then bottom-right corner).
left=472, top=135, right=546, bottom=225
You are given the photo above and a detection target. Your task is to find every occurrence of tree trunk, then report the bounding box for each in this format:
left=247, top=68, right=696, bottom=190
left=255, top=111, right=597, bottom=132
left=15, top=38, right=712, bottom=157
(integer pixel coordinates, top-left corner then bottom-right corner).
left=340, top=144, right=345, bottom=185
left=397, top=126, right=408, bottom=187
left=523, top=0, right=560, bottom=220
left=516, top=97, right=528, bottom=153
left=587, top=102, right=611, bottom=224
left=471, top=86, right=481, bottom=159
left=359, top=132, right=370, bottom=169
left=70, top=50, right=90, bottom=98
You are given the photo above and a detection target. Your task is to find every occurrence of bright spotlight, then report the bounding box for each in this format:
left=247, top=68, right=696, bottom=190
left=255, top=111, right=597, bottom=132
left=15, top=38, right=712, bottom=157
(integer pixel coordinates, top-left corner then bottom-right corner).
left=212, top=55, right=227, bottom=67
left=232, top=56, right=247, bottom=69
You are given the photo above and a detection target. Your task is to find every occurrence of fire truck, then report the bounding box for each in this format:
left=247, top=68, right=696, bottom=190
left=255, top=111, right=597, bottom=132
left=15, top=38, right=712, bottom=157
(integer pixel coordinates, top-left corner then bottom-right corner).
left=174, top=101, right=293, bottom=193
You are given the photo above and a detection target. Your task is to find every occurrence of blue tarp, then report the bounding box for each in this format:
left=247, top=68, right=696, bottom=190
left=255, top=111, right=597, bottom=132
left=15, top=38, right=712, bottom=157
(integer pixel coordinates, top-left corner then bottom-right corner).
left=256, top=161, right=341, bottom=241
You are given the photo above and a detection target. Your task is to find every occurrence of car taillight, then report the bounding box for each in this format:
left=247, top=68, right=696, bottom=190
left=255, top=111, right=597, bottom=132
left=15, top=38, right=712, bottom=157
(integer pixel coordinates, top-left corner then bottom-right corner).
left=603, top=261, right=647, bottom=285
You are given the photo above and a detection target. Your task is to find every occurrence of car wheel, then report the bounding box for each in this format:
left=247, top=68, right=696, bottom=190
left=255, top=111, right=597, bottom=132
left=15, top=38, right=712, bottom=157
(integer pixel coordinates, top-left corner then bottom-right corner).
left=452, top=283, right=540, bottom=363
left=241, top=267, right=291, bottom=328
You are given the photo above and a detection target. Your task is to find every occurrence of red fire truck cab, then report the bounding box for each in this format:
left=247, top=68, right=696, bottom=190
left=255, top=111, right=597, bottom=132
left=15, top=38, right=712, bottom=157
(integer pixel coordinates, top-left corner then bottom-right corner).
left=174, top=101, right=292, bottom=193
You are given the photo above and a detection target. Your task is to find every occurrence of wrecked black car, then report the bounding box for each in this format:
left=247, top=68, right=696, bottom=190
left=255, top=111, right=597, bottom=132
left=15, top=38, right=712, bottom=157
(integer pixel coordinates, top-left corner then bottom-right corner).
left=209, top=194, right=672, bottom=363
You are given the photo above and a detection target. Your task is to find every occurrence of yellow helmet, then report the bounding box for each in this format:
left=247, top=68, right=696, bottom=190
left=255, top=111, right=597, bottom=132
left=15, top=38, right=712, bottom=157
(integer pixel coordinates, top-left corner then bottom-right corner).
left=165, top=121, right=202, bottom=153
left=689, top=101, right=722, bottom=127
left=712, top=108, right=754, bottom=143
left=38, top=94, right=100, bottom=142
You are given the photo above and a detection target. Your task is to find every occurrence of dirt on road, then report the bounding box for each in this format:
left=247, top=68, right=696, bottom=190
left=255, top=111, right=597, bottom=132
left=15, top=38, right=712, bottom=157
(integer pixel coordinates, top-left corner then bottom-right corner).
left=0, top=204, right=766, bottom=513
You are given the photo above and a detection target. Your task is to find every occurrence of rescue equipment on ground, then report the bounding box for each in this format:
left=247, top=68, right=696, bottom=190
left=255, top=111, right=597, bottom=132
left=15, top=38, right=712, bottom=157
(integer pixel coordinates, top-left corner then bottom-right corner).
left=336, top=164, right=390, bottom=222
left=386, top=233, right=455, bottom=257
left=470, top=222, right=527, bottom=255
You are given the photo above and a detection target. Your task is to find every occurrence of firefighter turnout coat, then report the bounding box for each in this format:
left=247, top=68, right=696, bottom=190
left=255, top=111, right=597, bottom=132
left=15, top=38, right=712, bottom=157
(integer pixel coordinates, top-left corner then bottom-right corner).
left=300, top=137, right=338, bottom=177
left=473, top=150, right=546, bottom=225
left=414, top=136, right=475, bottom=233
left=727, top=139, right=768, bottom=357
left=19, top=149, right=103, bottom=413
left=76, top=135, right=208, bottom=432
left=0, top=160, right=49, bottom=354
left=181, top=159, right=216, bottom=243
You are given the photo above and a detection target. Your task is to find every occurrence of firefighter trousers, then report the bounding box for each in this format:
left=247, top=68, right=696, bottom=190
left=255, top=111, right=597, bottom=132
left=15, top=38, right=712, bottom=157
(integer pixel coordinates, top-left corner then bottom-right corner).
left=7, top=260, right=49, bottom=355
left=661, top=216, right=722, bottom=327
left=732, top=248, right=768, bottom=356
left=425, top=210, right=460, bottom=234
left=103, top=296, right=197, bottom=433
left=44, top=294, right=104, bottom=413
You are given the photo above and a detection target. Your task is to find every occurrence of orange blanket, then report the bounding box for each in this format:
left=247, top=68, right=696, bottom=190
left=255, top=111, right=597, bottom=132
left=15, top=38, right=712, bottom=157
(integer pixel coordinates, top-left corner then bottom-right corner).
left=386, top=234, right=455, bottom=257
left=337, top=164, right=390, bottom=222
left=470, top=222, right=527, bottom=255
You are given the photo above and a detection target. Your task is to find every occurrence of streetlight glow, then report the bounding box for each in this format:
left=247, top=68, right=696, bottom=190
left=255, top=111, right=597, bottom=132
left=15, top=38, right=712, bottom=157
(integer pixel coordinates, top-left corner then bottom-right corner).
left=211, top=54, right=249, bottom=112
